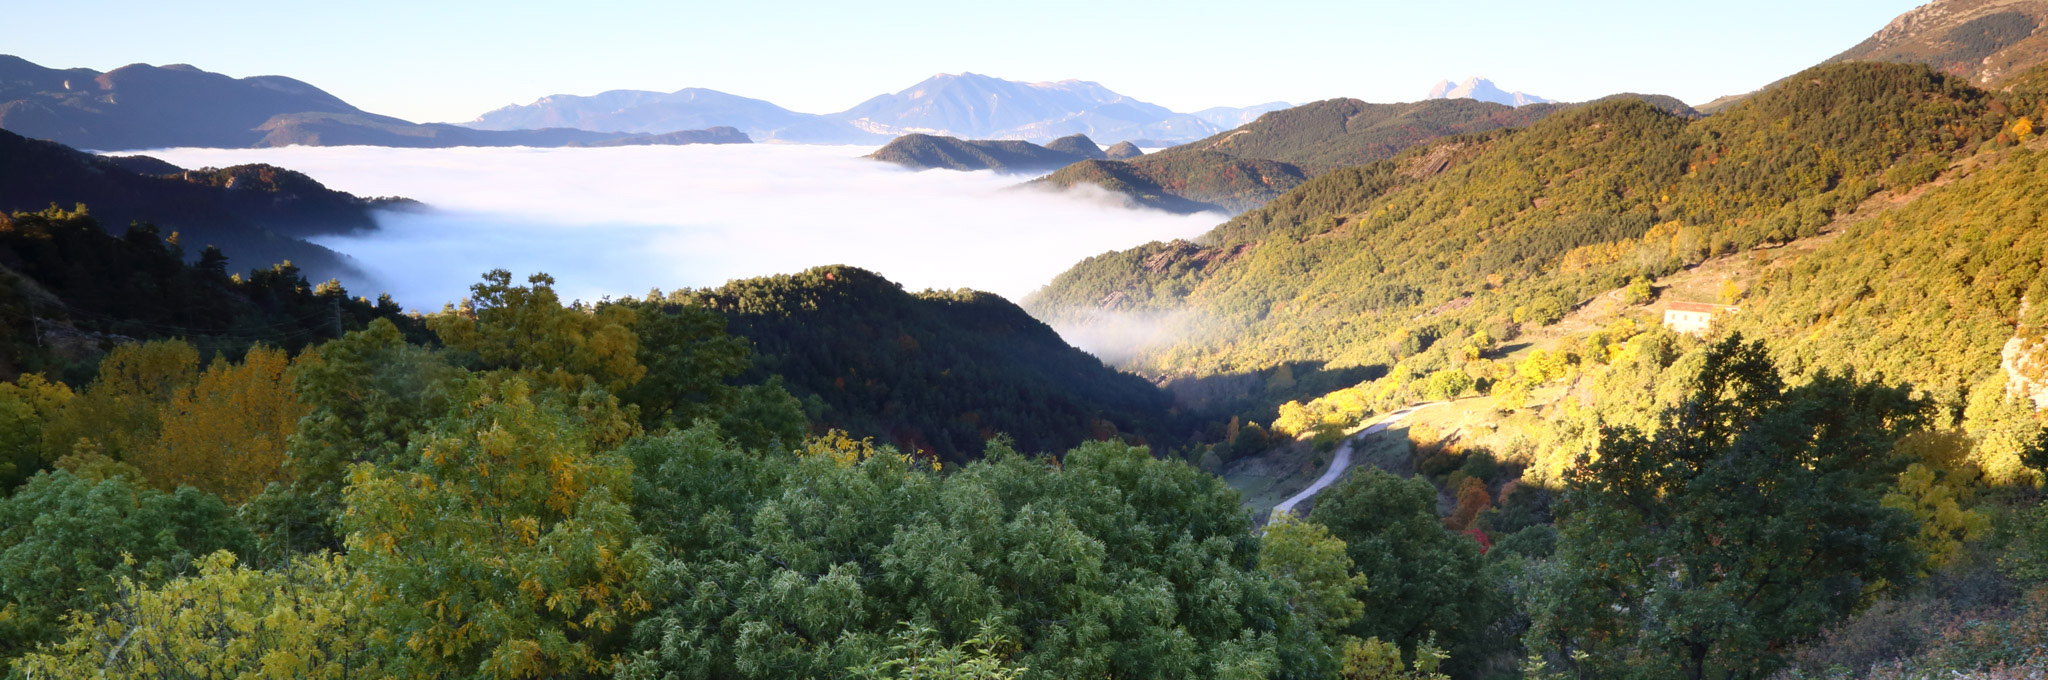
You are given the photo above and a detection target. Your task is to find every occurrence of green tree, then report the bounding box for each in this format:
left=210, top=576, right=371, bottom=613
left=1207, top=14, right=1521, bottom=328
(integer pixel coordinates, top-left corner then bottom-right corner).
left=1307, top=469, right=1495, bottom=667
left=0, top=469, right=251, bottom=658
left=251, top=318, right=473, bottom=556
left=618, top=437, right=1307, bottom=680
left=341, top=376, right=653, bottom=679
left=1530, top=336, right=1925, bottom=679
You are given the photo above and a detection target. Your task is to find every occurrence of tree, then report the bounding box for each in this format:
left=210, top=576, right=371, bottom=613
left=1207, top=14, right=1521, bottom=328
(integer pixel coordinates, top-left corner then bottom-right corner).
left=429, top=270, right=645, bottom=395
left=250, top=318, right=471, bottom=556
left=341, top=375, right=653, bottom=680
left=852, top=621, right=1028, bottom=680
left=609, top=294, right=750, bottom=431
left=1530, top=336, right=1925, bottom=680
left=0, top=469, right=251, bottom=659
left=0, top=373, right=72, bottom=490
left=618, top=438, right=1308, bottom=680
left=1421, top=370, right=1473, bottom=401
left=1623, top=277, right=1655, bottom=306
left=1261, top=513, right=1367, bottom=638
left=132, top=345, right=311, bottom=503
left=38, top=339, right=199, bottom=464
left=1307, top=469, right=1495, bottom=666
left=16, top=551, right=381, bottom=678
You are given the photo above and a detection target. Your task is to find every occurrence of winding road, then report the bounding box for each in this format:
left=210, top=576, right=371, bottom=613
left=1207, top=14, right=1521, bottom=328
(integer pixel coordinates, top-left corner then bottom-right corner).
left=1271, top=403, right=1440, bottom=519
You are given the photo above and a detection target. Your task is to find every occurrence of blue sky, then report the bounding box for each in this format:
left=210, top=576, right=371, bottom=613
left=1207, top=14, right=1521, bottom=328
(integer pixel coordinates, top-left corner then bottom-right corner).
left=12, top=0, right=1921, bottom=123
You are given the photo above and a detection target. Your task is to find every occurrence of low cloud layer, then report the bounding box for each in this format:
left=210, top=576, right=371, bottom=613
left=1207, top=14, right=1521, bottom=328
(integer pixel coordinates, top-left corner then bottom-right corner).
left=136, top=145, right=1225, bottom=311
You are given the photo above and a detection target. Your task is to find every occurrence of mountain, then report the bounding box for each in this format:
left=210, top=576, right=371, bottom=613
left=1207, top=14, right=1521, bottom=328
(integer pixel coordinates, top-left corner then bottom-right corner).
left=0, top=56, right=750, bottom=150
left=1041, top=133, right=1108, bottom=160
left=566, top=126, right=751, bottom=147
left=1031, top=97, right=1559, bottom=214
left=685, top=265, right=1185, bottom=461
left=1027, top=151, right=1307, bottom=214
left=1826, top=0, right=2048, bottom=85
left=1025, top=62, right=2015, bottom=396
left=0, top=127, right=406, bottom=282
left=867, top=133, right=1100, bottom=172
left=834, top=72, right=1218, bottom=144
left=465, top=87, right=888, bottom=144
left=1426, top=77, right=1551, bottom=107
left=1105, top=141, right=1144, bottom=159
left=1190, top=102, right=1293, bottom=129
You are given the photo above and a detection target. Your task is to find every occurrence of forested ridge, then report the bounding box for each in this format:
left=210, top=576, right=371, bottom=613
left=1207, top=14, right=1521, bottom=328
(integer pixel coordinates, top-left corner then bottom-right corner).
left=1030, top=94, right=1695, bottom=215
left=1028, top=62, right=2015, bottom=390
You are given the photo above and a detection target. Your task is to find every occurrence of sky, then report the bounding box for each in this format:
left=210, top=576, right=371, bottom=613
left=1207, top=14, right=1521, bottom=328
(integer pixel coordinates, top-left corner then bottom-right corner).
left=9, top=0, right=1921, bottom=124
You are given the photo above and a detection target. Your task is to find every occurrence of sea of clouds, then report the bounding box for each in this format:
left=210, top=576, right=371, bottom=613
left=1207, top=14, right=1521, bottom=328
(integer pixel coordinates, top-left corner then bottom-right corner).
left=134, top=144, right=1226, bottom=313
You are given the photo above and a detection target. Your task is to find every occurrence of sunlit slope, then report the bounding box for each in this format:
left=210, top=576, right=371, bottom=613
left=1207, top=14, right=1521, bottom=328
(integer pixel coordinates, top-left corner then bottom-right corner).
left=1025, top=62, right=2019, bottom=383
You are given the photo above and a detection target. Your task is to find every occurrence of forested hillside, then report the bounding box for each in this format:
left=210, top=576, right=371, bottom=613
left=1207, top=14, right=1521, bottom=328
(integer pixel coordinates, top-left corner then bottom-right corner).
left=867, top=133, right=1101, bottom=172
left=1033, top=95, right=1692, bottom=215
left=1028, top=63, right=2013, bottom=398
left=681, top=265, right=1185, bottom=461
left=0, top=128, right=406, bottom=282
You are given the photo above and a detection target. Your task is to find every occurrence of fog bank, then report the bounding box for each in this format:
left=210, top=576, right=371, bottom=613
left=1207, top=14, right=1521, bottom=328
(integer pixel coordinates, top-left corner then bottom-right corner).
left=135, top=144, right=1224, bottom=310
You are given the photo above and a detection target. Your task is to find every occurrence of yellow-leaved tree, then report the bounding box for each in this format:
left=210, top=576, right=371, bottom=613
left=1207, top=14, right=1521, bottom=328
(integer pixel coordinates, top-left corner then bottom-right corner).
left=342, top=375, right=653, bottom=679
left=133, top=345, right=314, bottom=504
left=15, top=551, right=379, bottom=679
left=428, top=270, right=645, bottom=395
left=39, top=339, right=199, bottom=465
left=0, top=373, right=73, bottom=488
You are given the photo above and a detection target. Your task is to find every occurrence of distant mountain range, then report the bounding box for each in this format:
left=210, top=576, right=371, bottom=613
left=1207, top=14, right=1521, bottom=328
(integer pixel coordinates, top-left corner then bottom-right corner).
left=1425, top=77, right=1550, bottom=107
left=0, top=56, right=753, bottom=151
left=467, top=88, right=889, bottom=144
left=470, top=73, right=1290, bottom=146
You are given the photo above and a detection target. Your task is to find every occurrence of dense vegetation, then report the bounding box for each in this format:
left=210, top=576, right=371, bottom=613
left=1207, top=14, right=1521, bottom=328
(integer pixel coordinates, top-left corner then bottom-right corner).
left=681, top=265, right=1185, bottom=461
left=1028, top=63, right=2014, bottom=409
left=1033, top=95, right=1695, bottom=215
left=1030, top=151, right=1310, bottom=214
left=0, top=206, right=420, bottom=388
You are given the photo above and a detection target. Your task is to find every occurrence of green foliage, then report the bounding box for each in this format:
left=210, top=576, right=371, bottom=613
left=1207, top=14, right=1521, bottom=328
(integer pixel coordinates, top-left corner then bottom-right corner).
left=1028, top=62, right=2013, bottom=413
left=850, top=621, right=1028, bottom=680
left=1307, top=468, right=1496, bottom=668
left=0, top=469, right=251, bottom=658
left=341, top=376, right=653, bottom=679
left=16, top=551, right=380, bottom=679
left=430, top=269, right=645, bottom=395
left=1531, top=337, right=1927, bottom=679
left=1261, top=513, right=1368, bottom=638
left=618, top=434, right=1316, bottom=680
left=258, top=317, right=471, bottom=554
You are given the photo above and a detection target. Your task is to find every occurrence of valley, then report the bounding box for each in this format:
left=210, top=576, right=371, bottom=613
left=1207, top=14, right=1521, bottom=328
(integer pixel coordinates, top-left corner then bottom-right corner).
left=3, top=1, right=2048, bottom=678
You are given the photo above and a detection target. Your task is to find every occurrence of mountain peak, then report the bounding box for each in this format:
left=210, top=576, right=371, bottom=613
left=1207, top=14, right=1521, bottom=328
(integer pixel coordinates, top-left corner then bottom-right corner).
left=1424, top=77, right=1550, bottom=107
